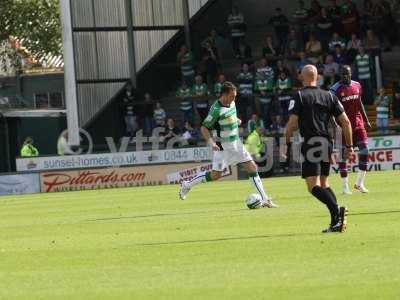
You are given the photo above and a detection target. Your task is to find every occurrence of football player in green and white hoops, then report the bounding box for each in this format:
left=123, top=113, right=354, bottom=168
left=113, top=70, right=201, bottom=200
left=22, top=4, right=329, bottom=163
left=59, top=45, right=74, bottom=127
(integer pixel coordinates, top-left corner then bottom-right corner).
left=179, top=82, right=278, bottom=208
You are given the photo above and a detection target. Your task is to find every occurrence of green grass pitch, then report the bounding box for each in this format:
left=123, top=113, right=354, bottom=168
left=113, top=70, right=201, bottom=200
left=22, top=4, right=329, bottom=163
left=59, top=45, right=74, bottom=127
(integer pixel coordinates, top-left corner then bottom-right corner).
left=0, top=171, right=399, bottom=300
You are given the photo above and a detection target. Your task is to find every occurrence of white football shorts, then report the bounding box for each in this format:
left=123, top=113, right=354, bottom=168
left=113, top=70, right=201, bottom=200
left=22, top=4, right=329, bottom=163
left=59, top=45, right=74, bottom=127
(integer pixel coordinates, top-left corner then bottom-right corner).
left=212, top=140, right=253, bottom=171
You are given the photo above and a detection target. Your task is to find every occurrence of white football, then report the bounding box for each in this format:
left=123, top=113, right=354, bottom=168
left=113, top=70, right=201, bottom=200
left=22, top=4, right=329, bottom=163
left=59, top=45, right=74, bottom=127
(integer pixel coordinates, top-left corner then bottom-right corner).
left=246, top=193, right=263, bottom=209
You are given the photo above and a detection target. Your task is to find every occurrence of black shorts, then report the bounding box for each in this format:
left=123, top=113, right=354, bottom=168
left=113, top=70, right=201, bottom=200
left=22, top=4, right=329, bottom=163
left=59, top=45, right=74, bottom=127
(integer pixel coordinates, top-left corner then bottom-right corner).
left=301, top=138, right=332, bottom=179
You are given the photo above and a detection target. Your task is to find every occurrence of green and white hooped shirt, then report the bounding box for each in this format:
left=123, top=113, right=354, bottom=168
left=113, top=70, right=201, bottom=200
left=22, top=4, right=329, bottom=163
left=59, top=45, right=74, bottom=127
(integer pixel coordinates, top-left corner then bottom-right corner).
left=355, top=54, right=371, bottom=80
left=202, top=100, right=240, bottom=144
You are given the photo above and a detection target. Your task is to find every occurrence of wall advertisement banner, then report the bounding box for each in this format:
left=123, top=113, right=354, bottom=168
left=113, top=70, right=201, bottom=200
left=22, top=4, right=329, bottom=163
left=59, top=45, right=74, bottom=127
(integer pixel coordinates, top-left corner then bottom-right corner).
left=40, top=163, right=237, bottom=193
left=16, top=147, right=212, bottom=172
left=166, top=163, right=231, bottom=183
left=367, top=135, right=400, bottom=150
left=0, top=173, right=40, bottom=196
left=330, top=149, right=400, bottom=173
left=16, top=136, right=400, bottom=172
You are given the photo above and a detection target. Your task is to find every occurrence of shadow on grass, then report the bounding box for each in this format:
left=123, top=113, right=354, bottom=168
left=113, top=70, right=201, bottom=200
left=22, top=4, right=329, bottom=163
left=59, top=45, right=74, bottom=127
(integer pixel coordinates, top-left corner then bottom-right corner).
left=87, top=208, right=246, bottom=222
left=138, top=232, right=316, bottom=246
left=315, top=210, right=400, bottom=219
left=349, top=210, right=400, bottom=216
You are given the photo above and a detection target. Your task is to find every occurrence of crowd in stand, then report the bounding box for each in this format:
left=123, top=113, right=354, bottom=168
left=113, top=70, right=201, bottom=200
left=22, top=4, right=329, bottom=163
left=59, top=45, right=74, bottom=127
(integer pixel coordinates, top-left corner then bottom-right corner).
left=121, top=0, right=400, bottom=146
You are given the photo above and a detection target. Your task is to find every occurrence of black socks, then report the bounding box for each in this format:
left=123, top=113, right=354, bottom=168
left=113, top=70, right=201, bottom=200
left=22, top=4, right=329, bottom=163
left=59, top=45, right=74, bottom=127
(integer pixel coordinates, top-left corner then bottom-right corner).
left=311, top=186, right=339, bottom=225
left=325, top=187, right=338, bottom=205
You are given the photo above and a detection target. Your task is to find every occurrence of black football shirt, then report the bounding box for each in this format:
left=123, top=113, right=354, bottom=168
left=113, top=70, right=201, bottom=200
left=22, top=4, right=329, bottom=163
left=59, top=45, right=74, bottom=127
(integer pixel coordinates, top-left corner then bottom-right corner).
left=289, top=86, right=344, bottom=141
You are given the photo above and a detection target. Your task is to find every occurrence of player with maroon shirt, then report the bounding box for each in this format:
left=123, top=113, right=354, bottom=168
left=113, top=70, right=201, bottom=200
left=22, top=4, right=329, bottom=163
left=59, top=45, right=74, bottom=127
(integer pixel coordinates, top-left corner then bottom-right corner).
left=330, top=65, right=371, bottom=194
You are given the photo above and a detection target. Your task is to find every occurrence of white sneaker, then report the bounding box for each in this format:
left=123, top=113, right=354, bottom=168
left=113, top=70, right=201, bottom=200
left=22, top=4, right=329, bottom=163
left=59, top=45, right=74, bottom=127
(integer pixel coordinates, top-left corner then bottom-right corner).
left=262, top=199, right=279, bottom=208
left=342, top=184, right=352, bottom=195
left=354, top=184, right=369, bottom=193
left=179, top=181, right=191, bottom=200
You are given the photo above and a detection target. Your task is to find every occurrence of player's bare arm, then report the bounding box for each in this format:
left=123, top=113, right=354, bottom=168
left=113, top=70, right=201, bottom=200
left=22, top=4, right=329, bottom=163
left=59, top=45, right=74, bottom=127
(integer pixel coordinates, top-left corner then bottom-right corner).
left=336, top=112, right=354, bottom=158
left=283, top=114, right=298, bottom=157
left=284, top=114, right=299, bottom=145
left=200, top=126, right=220, bottom=151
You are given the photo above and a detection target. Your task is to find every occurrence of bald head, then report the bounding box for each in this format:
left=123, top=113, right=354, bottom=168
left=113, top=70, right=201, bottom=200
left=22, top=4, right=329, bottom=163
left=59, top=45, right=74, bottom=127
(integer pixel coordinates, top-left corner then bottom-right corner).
left=301, top=64, right=318, bottom=87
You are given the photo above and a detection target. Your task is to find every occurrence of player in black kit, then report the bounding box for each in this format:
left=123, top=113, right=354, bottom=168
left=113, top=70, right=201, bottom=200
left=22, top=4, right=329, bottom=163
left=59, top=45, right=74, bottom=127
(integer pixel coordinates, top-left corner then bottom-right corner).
left=285, top=65, right=354, bottom=233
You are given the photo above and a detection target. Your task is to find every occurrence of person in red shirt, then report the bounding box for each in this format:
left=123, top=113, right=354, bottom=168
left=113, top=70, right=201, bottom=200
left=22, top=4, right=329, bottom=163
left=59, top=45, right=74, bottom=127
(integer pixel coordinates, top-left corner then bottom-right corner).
left=330, top=65, right=371, bottom=194
left=341, top=1, right=360, bottom=37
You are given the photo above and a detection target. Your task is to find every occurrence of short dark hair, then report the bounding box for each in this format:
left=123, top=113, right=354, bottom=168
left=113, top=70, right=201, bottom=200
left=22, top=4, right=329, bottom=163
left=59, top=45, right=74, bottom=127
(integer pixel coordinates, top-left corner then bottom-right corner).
left=24, top=136, right=33, bottom=144
left=221, top=81, right=237, bottom=95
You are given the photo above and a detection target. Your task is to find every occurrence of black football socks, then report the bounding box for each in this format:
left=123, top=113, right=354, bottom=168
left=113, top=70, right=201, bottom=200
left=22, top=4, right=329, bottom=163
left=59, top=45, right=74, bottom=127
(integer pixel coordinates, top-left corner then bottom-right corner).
left=312, top=186, right=339, bottom=225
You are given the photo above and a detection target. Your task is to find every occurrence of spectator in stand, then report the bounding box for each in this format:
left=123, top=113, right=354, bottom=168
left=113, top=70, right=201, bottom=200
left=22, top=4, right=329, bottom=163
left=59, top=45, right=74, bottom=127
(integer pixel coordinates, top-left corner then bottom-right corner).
left=20, top=137, right=39, bottom=157
left=341, top=0, right=360, bottom=37
left=285, top=28, right=303, bottom=59
left=227, top=6, right=246, bottom=59
left=245, top=126, right=265, bottom=161
left=322, top=54, right=339, bottom=88
left=247, top=113, right=264, bottom=134
left=177, top=45, right=195, bottom=87
left=346, top=33, right=362, bottom=64
left=328, top=32, right=346, bottom=52
left=363, top=29, right=381, bottom=55
left=374, top=88, right=392, bottom=134
left=316, top=7, right=334, bottom=50
left=262, top=35, right=279, bottom=59
left=267, top=8, right=290, bottom=54
left=269, top=94, right=282, bottom=133
left=255, top=71, right=274, bottom=130
left=363, top=29, right=381, bottom=83
left=355, top=46, right=373, bottom=104
left=161, top=118, right=180, bottom=148
left=328, top=0, right=343, bottom=34
left=275, top=60, right=290, bottom=80
left=181, top=121, right=199, bottom=146
left=192, top=75, right=210, bottom=122
left=374, top=0, right=397, bottom=51
left=201, top=29, right=218, bottom=48
left=256, top=58, right=274, bottom=82
left=308, top=0, right=323, bottom=26
left=236, top=63, right=254, bottom=123
left=332, top=45, right=347, bottom=65
left=295, top=52, right=312, bottom=76
left=142, top=93, right=154, bottom=136
left=214, top=74, right=226, bottom=98
left=121, top=88, right=138, bottom=137
left=57, top=132, right=74, bottom=155
left=347, top=33, right=362, bottom=51
left=292, top=0, right=309, bottom=34
left=245, top=126, right=270, bottom=176
left=153, top=102, right=166, bottom=127
left=177, top=81, right=193, bottom=124
left=317, top=70, right=326, bottom=88
left=315, top=56, right=325, bottom=79
left=276, top=71, right=293, bottom=124
left=362, top=0, right=376, bottom=32
left=201, top=41, right=219, bottom=88
left=374, top=0, right=390, bottom=15
left=305, top=33, right=323, bottom=64
left=201, top=29, right=225, bottom=60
